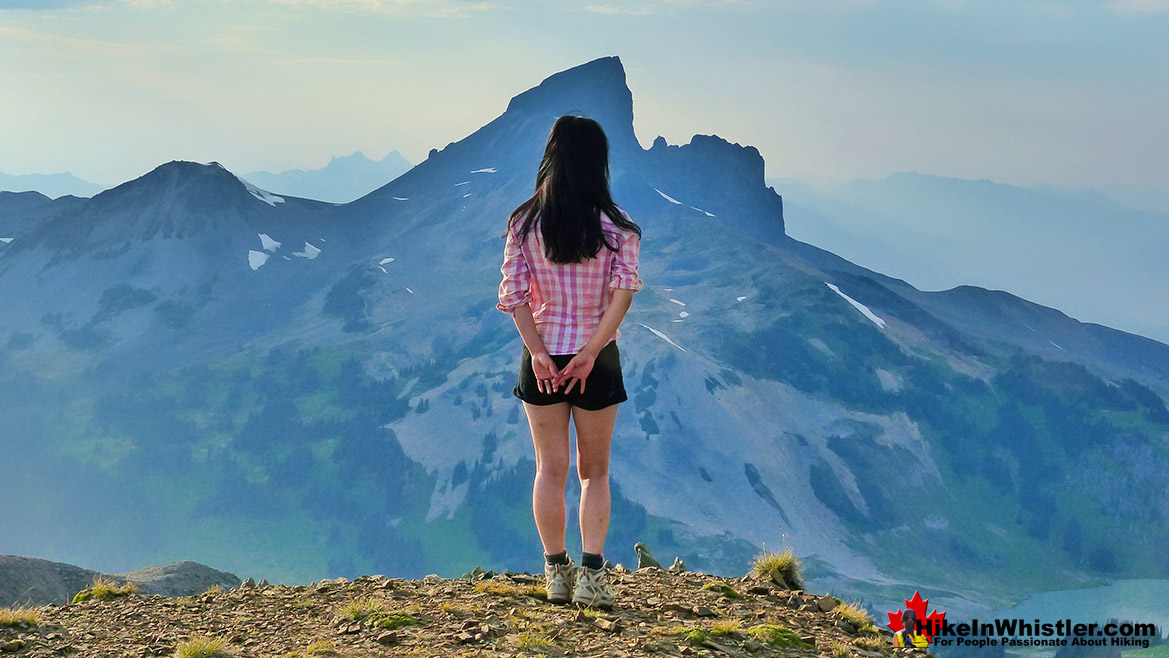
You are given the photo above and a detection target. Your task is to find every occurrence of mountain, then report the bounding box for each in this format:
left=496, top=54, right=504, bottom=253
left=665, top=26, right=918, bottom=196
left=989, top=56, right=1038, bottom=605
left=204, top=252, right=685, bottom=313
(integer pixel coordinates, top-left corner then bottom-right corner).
left=776, top=172, right=1169, bottom=343
left=0, top=170, right=110, bottom=199
left=0, top=568, right=897, bottom=657
left=0, top=555, right=240, bottom=607
left=244, top=151, right=413, bottom=204
left=2, top=56, right=1168, bottom=621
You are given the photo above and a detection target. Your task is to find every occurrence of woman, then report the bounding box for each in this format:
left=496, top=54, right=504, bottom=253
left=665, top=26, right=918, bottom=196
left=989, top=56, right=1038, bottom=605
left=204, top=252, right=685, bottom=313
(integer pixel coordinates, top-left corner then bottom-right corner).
left=894, top=608, right=928, bottom=648
left=496, top=115, right=642, bottom=608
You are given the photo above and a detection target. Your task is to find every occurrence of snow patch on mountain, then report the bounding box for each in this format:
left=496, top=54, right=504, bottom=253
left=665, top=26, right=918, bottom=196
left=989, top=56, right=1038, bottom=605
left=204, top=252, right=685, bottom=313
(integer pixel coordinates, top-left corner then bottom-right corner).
left=655, top=188, right=683, bottom=205
left=258, top=233, right=281, bottom=252
left=652, top=188, right=715, bottom=216
left=825, top=282, right=886, bottom=329
left=637, top=323, right=686, bottom=352
left=0, top=237, right=12, bottom=244
left=248, top=250, right=269, bottom=270
left=470, top=168, right=497, bottom=174
left=240, top=178, right=285, bottom=207
left=293, top=242, right=321, bottom=259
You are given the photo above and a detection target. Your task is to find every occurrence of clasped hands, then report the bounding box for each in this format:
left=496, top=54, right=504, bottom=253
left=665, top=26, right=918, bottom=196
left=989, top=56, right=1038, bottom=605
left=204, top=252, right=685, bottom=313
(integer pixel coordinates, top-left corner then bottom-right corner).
left=531, top=348, right=596, bottom=395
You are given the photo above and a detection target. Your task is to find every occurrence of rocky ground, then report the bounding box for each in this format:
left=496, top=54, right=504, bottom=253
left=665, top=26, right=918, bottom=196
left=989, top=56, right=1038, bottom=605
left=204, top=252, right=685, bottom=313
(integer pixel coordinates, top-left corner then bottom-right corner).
left=0, top=566, right=927, bottom=657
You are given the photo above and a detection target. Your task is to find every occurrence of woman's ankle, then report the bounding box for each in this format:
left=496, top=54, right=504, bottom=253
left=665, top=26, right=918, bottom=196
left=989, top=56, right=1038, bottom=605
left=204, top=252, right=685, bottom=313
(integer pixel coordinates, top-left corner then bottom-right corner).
left=581, top=552, right=604, bottom=570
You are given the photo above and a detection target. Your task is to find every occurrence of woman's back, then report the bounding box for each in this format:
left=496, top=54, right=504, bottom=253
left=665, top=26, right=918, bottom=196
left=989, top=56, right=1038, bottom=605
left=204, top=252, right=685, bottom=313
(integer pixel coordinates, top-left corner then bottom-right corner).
left=499, top=210, right=641, bottom=356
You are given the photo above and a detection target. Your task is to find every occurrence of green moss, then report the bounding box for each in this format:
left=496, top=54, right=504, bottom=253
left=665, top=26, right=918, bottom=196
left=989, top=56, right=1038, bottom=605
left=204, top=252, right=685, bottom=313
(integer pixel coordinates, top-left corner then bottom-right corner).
left=747, top=624, right=811, bottom=649
left=366, top=611, right=418, bottom=630
left=700, top=581, right=742, bottom=599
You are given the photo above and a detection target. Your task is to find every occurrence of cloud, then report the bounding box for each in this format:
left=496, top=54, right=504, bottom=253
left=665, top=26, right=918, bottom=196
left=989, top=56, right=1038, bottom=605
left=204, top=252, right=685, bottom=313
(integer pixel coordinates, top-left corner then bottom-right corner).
left=1104, top=0, right=1169, bottom=13
left=0, top=0, right=99, bottom=9
left=0, top=0, right=172, bottom=9
left=252, top=0, right=498, bottom=16
left=584, top=4, right=653, bottom=13
left=0, top=24, right=188, bottom=56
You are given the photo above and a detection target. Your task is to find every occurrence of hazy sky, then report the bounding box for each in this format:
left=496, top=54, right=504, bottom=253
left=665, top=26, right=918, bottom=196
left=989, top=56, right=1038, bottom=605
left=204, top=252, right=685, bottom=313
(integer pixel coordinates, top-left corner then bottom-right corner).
left=1, top=0, right=1167, bottom=194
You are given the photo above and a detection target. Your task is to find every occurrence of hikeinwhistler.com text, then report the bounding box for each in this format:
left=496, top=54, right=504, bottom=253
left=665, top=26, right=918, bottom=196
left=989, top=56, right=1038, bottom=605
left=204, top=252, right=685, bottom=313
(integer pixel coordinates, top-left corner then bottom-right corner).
left=919, top=619, right=1158, bottom=648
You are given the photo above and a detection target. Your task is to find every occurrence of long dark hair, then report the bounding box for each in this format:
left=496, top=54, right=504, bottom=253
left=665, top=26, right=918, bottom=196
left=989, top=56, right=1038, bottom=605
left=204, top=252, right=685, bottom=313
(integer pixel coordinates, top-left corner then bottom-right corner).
left=508, top=115, right=641, bottom=264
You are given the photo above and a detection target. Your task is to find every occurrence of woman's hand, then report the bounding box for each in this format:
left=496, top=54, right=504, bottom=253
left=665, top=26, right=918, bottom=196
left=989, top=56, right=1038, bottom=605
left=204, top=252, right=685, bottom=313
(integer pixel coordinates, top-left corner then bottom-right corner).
left=556, top=350, right=596, bottom=394
left=531, top=350, right=560, bottom=394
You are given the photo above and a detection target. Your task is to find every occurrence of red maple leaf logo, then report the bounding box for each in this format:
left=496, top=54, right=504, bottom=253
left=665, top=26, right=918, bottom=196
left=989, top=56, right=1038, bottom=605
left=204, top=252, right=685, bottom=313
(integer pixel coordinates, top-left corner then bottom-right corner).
left=887, top=590, right=947, bottom=643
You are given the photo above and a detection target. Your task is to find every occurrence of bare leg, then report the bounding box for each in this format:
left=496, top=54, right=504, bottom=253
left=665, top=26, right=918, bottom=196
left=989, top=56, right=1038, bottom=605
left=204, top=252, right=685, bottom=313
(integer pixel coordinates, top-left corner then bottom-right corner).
left=573, top=404, right=618, bottom=556
left=524, top=402, right=572, bottom=555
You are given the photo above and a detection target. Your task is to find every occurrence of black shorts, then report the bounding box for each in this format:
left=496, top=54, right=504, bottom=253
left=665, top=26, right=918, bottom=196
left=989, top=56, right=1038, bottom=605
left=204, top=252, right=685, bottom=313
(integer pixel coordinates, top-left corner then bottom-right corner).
left=513, top=341, right=628, bottom=411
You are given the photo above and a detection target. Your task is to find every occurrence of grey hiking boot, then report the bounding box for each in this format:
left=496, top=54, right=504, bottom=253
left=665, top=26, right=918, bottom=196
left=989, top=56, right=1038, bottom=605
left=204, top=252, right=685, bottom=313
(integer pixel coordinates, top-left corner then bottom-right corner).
left=571, top=565, right=615, bottom=609
left=544, top=558, right=575, bottom=604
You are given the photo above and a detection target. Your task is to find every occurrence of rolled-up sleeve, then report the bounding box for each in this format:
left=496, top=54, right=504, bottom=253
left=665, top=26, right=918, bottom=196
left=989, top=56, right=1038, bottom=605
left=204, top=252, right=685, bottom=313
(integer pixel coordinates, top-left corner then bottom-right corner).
left=609, top=231, right=643, bottom=292
left=497, top=227, right=532, bottom=314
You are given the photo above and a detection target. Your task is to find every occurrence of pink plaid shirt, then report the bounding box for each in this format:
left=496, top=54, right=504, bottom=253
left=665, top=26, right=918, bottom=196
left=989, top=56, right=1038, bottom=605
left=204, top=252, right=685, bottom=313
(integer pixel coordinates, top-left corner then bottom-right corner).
left=497, top=211, right=642, bottom=355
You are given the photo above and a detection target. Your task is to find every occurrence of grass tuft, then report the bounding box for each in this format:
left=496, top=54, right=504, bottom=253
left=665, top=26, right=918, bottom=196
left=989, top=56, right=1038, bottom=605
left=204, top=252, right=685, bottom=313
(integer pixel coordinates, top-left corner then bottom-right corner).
left=828, top=639, right=852, bottom=658
left=834, top=601, right=878, bottom=634
left=854, top=636, right=886, bottom=651
left=747, top=624, right=812, bottom=649
left=282, top=641, right=343, bottom=658
left=0, top=606, right=40, bottom=627
left=684, top=628, right=710, bottom=646
left=175, top=636, right=232, bottom=658
left=708, top=619, right=742, bottom=637
left=203, top=584, right=223, bottom=596
left=334, top=598, right=418, bottom=630
left=336, top=598, right=386, bottom=622
left=750, top=546, right=802, bottom=589
left=513, top=632, right=553, bottom=649
left=72, top=576, right=136, bottom=603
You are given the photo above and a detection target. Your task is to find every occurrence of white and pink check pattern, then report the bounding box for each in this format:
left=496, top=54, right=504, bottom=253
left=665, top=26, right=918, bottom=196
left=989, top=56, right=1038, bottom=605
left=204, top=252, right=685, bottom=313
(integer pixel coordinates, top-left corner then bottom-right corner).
left=497, top=211, right=642, bottom=355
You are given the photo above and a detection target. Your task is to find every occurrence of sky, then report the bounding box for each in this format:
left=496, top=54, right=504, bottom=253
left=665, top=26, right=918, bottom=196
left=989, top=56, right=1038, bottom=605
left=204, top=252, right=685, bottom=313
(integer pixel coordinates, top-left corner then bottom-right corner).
left=1, top=0, right=1167, bottom=200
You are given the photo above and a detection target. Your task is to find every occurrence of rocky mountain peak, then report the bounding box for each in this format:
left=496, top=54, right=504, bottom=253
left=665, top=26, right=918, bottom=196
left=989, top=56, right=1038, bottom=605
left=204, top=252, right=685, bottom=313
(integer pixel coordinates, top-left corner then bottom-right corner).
left=90, top=160, right=283, bottom=217
left=648, top=134, right=767, bottom=189
left=1, top=566, right=900, bottom=657
left=504, top=56, right=638, bottom=152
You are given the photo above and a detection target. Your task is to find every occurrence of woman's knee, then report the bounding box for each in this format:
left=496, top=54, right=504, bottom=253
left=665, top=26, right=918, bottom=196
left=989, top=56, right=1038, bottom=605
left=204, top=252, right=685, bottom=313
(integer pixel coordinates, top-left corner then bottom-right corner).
left=577, top=462, right=610, bottom=484
left=535, top=459, right=571, bottom=483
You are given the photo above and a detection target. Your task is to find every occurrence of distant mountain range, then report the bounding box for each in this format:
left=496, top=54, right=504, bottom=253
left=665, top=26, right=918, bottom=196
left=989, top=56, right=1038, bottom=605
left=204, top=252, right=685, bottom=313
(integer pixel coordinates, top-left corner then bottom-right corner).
left=0, top=170, right=109, bottom=199
left=0, top=555, right=239, bottom=607
left=1, top=151, right=412, bottom=206
left=1, top=57, right=1167, bottom=620
left=776, top=173, right=1169, bottom=344
left=243, top=151, right=413, bottom=204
